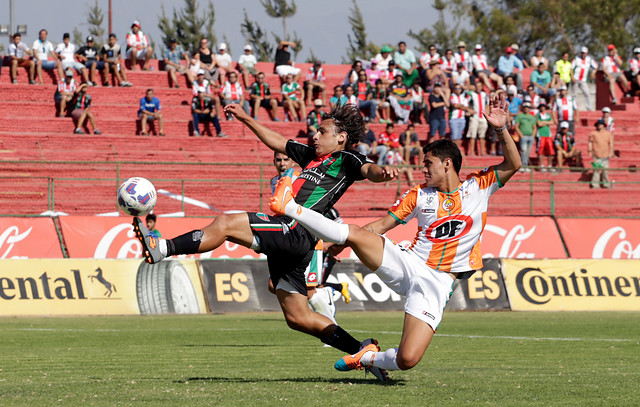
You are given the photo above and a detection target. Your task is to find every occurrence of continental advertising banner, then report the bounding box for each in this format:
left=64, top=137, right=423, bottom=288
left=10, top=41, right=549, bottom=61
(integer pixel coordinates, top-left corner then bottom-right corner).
left=0, top=259, right=206, bottom=316
left=0, top=218, right=63, bottom=259
left=557, top=218, right=640, bottom=259
left=502, top=259, right=640, bottom=311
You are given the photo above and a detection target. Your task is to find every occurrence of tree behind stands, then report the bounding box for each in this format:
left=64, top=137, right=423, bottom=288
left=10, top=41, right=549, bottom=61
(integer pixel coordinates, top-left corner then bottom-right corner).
left=344, top=0, right=380, bottom=63
left=158, top=0, right=217, bottom=55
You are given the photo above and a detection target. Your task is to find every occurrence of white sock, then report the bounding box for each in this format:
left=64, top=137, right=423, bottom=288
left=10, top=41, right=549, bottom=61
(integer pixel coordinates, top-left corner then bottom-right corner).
left=159, top=239, right=168, bottom=257
left=308, top=287, right=337, bottom=324
left=284, top=201, right=350, bottom=244
left=361, top=348, right=400, bottom=371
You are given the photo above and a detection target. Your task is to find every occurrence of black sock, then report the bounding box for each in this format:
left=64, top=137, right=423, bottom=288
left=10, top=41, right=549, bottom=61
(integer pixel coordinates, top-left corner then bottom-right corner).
left=167, top=230, right=203, bottom=256
left=321, top=326, right=361, bottom=354
left=325, top=282, right=343, bottom=292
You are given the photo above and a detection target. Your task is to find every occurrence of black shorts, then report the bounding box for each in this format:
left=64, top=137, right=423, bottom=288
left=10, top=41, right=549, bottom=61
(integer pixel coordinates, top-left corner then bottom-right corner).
left=247, top=212, right=317, bottom=295
left=257, top=99, right=273, bottom=108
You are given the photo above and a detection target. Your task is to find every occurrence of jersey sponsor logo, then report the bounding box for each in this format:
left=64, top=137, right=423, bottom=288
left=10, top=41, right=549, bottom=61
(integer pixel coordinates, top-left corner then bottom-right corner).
left=256, top=213, right=269, bottom=222
left=442, top=198, right=454, bottom=211
left=421, top=208, right=435, bottom=214
left=425, top=215, right=474, bottom=243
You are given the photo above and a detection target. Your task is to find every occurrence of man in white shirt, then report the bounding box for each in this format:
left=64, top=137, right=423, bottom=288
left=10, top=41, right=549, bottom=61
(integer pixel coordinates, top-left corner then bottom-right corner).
left=215, top=43, right=233, bottom=85
left=570, top=46, right=598, bottom=110
left=8, top=33, right=35, bottom=84
left=126, top=20, right=153, bottom=70
left=221, top=71, right=250, bottom=117
left=601, top=44, right=631, bottom=104
left=237, top=44, right=258, bottom=89
left=54, top=33, right=89, bottom=82
left=32, top=29, right=63, bottom=84
left=628, top=48, right=640, bottom=93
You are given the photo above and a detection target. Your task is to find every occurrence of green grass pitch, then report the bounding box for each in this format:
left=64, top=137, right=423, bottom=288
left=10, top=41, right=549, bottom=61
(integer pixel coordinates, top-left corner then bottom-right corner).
left=1, top=311, right=638, bottom=406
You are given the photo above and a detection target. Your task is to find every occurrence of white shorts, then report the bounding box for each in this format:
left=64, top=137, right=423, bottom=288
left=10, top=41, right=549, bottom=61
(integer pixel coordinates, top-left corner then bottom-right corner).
left=275, top=65, right=301, bottom=77
left=376, top=236, right=454, bottom=331
left=126, top=47, right=150, bottom=60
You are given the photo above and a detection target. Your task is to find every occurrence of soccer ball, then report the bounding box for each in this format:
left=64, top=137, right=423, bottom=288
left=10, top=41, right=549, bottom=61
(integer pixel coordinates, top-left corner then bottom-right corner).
left=117, top=177, right=157, bottom=216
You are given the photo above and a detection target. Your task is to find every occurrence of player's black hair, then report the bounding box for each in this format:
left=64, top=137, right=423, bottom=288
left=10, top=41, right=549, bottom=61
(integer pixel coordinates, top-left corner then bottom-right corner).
left=13, top=33, right=21, bottom=39
left=146, top=213, right=157, bottom=222
left=423, top=139, right=463, bottom=174
left=325, top=103, right=365, bottom=149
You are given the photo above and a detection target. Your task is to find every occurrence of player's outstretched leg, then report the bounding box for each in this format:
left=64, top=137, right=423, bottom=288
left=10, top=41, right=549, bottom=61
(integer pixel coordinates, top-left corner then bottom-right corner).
left=133, top=217, right=164, bottom=263
left=308, top=286, right=337, bottom=324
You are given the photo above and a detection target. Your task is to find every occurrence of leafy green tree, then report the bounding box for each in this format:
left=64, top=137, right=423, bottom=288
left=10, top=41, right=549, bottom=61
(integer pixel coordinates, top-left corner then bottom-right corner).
left=72, top=27, right=84, bottom=48
left=241, top=9, right=274, bottom=62
left=157, top=0, right=217, bottom=55
left=260, top=0, right=296, bottom=40
left=344, top=0, right=379, bottom=63
left=87, top=0, right=105, bottom=48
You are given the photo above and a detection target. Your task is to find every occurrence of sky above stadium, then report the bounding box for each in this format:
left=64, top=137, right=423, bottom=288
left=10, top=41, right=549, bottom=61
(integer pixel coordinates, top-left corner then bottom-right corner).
left=0, top=0, right=439, bottom=63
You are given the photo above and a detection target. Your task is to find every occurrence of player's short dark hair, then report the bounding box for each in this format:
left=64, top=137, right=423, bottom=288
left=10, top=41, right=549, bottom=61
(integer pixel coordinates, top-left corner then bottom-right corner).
left=324, top=104, right=365, bottom=149
left=423, top=139, right=462, bottom=174
left=146, top=213, right=157, bottom=222
left=13, top=33, right=21, bottom=39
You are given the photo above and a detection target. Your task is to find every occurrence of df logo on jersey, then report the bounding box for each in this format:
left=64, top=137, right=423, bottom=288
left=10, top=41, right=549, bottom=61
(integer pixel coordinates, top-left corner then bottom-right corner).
left=425, top=215, right=473, bottom=243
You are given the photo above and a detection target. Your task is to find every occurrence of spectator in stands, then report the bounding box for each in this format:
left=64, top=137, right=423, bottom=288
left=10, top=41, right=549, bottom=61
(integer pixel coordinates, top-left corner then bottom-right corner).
left=454, top=41, right=473, bottom=73
left=525, top=84, right=541, bottom=114
left=500, top=75, right=518, bottom=97
left=452, top=63, right=471, bottom=90
left=506, top=90, right=523, bottom=137
left=343, top=85, right=358, bottom=107
left=329, top=85, right=347, bottom=109
left=449, top=84, right=471, bottom=151
left=192, top=69, right=213, bottom=96
left=343, top=60, right=363, bottom=87
left=379, top=59, right=396, bottom=87
left=419, top=44, right=440, bottom=73
left=55, top=33, right=90, bottom=83
left=472, top=44, right=503, bottom=91
left=281, top=73, right=306, bottom=122
left=249, top=72, right=279, bottom=121
left=76, top=36, right=102, bottom=87
left=192, top=90, right=227, bottom=138
left=601, top=106, right=615, bottom=132
left=530, top=62, right=555, bottom=103
left=439, top=48, right=456, bottom=79
left=401, top=123, right=423, bottom=164
left=511, top=44, right=528, bottom=68
left=195, top=38, right=219, bottom=84
left=387, top=72, right=412, bottom=124
left=126, top=20, right=153, bottom=71
left=554, top=52, right=572, bottom=87
left=409, top=81, right=428, bottom=124
left=306, top=99, right=326, bottom=137
left=71, top=83, right=101, bottom=135
left=371, top=79, right=391, bottom=123
left=467, top=82, right=489, bottom=156
left=32, top=29, right=63, bottom=85
left=554, top=121, right=582, bottom=170
left=530, top=46, right=549, bottom=71
left=589, top=119, right=614, bottom=188
left=163, top=38, right=189, bottom=88
left=304, top=60, right=326, bottom=106
left=238, top=44, right=258, bottom=89
left=536, top=103, right=554, bottom=171
left=222, top=71, right=250, bottom=117
left=601, top=44, right=631, bottom=104
left=425, top=59, right=449, bottom=95
left=365, top=58, right=381, bottom=85
left=374, top=45, right=393, bottom=71
left=146, top=213, right=161, bottom=238
left=355, top=120, right=377, bottom=156
left=515, top=102, right=537, bottom=170
left=215, top=43, right=233, bottom=85
left=384, top=142, right=413, bottom=185
left=138, top=89, right=165, bottom=136
left=352, top=70, right=377, bottom=122
left=8, top=33, right=35, bottom=84
left=498, top=46, right=524, bottom=91
left=54, top=70, right=77, bottom=117
left=376, top=123, right=400, bottom=165
left=394, top=41, right=418, bottom=87
left=549, top=71, right=564, bottom=95
left=101, top=33, right=132, bottom=87
left=428, top=83, right=449, bottom=140
left=570, top=46, right=598, bottom=110
left=274, top=40, right=301, bottom=81
left=552, top=85, right=579, bottom=135
left=629, top=48, right=640, bottom=93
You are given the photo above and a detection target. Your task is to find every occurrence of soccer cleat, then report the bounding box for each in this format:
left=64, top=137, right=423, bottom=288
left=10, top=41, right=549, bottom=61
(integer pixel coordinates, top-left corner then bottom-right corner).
left=334, top=340, right=379, bottom=372
left=340, top=282, right=351, bottom=304
left=269, top=175, right=295, bottom=216
left=132, top=217, right=165, bottom=264
left=359, top=338, right=389, bottom=381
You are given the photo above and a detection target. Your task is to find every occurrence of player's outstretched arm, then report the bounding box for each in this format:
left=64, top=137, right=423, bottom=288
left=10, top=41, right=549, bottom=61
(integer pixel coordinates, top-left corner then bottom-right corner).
left=224, top=104, right=288, bottom=153
left=361, top=163, right=399, bottom=182
left=484, top=94, right=521, bottom=185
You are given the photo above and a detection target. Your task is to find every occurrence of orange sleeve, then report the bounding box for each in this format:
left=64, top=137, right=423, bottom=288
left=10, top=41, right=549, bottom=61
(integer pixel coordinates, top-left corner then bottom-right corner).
left=388, top=186, right=419, bottom=224
left=466, top=165, right=502, bottom=190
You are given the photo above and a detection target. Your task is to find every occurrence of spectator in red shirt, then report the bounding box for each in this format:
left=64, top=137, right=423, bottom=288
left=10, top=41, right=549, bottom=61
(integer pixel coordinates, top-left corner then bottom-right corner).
left=352, top=70, right=377, bottom=122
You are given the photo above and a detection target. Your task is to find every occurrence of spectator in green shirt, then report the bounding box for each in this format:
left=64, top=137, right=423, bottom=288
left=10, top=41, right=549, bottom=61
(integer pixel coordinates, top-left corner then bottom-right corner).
left=536, top=103, right=555, bottom=170
left=531, top=63, right=556, bottom=101
left=515, top=102, right=537, bottom=171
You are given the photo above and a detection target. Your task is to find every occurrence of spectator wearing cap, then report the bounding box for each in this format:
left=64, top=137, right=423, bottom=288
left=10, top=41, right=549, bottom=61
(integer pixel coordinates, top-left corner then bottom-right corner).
left=425, top=58, right=449, bottom=95
left=428, top=83, right=449, bottom=140
left=588, top=119, right=614, bottom=188
left=54, top=70, right=78, bottom=117
left=394, top=41, right=418, bottom=87
left=530, top=62, right=555, bottom=103
left=629, top=48, right=640, bottom=93
left=454, top=41, right=473, bottom=73
left=374, top=45, right=394, bottom=71
left=511, top=44, right=529, bottom=68
left=249, top=72, right=279, bottom=121
left=138, top=89, right=165, bottom=136
left=100, top=33, right=132, bottom=87
left=76, top=36, right=103, bottom=86
left=8, top=33, right=36, bottom=84
left=515, top=102, right=537, bottom=170
left=215, top=43, right=233, bottom=85
left=163, top=38, right=189, bottom=88
left=554, top=52, right=572, bottom=86
left=237, top=44, right=258, bottom=89
left=274, top=41, right=301, bottom=82
left=192, top=69, right=213, bottom=96
left=191, top=90, right=227, bottom=138
left=601, top=106, right=615, bottom=132
left=387, top=72, right=412, bottom=124
left=281, top=73, right=306, bottom=121
left=451, top=63, right=471, bottom=90
left=32, top=29, right=63, bottom=85
left=126, top=20, right=153, bottom=70
left=554, top=121, right=582, bottom=171
left=71, top=83, right=101, bottom=135
left=530, top=46, right=549, bottom=71
left=365, top=58, right=381, bottom=85
left=306, top=98, right=326, bottom=136
left=497, top=46, right=524, bottom=91
left=466, top=82, right=489, bottom=155
left=472, top=44, right=503, bottom=91
left=552, top=85, right=579, bottom=135
left=601, top=44, right=631, bottom=104
left=195, top=38, right=219, bottom=84
left=55, top=33, right=89, bottom=82
left=304, top=60, right=327, bottom=106
left=536, top=103, right=554, bottom=171
left=570, top=46, right=598, bottom=110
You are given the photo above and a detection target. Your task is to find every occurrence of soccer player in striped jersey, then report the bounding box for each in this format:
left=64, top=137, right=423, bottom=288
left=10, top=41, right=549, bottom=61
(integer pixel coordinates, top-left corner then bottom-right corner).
left=270, top=94, right=520, bottom=377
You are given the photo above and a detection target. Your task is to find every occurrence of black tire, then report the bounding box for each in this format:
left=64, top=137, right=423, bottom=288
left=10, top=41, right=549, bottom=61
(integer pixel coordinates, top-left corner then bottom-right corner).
left=136, top=260, right=200, bottom=314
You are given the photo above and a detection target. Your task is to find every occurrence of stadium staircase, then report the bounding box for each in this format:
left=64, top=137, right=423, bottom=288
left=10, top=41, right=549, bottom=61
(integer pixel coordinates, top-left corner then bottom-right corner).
left=1, top=62, right=639, bottom=218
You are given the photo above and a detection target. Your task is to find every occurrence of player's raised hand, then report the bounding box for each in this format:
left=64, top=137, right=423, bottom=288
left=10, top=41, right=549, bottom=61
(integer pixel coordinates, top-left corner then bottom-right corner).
left=483, top=93, right=509, bottom=129
left=224, top=104, right=251, bottom=122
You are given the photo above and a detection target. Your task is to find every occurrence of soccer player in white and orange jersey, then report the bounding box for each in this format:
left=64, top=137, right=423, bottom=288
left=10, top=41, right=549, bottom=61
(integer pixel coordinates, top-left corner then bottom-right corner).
left=270, top=93, right=521, bottom=377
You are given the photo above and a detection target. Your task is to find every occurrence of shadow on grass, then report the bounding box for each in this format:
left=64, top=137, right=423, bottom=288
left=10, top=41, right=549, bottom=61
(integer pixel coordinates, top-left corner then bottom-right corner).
left=174, top=376, right=404, bottom=385
left=181, top=344, right=276, bottom=347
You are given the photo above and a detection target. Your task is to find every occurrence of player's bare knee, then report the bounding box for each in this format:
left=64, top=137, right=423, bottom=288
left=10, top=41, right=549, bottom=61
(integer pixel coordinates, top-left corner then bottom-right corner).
left=346, top=224, right=365, bottom=243
left=396, top=353, right=421, bottom=370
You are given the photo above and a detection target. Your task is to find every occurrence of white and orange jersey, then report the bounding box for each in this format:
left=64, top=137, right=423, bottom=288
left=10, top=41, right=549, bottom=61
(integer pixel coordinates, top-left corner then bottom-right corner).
left=449, top=93, right=469, bottom=119
left=222, top=81, right=243, bottom=99
left=126, top=30, right=149, bottom=50
left=554, top=96, right=577, bottom=121
left=472, top=53, right=489, bottom=71
left=601, top=55, right=621, bottom=74
left=571, top=56, right=598, bottom=82
left=388, top=167, right=502, bottom=273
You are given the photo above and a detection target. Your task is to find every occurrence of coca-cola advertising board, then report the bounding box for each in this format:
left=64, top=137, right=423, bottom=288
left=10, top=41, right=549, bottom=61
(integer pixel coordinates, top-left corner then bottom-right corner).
left=557, top=218, right=640, bottom=259
left=0, top=218, right=63, bottom=259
